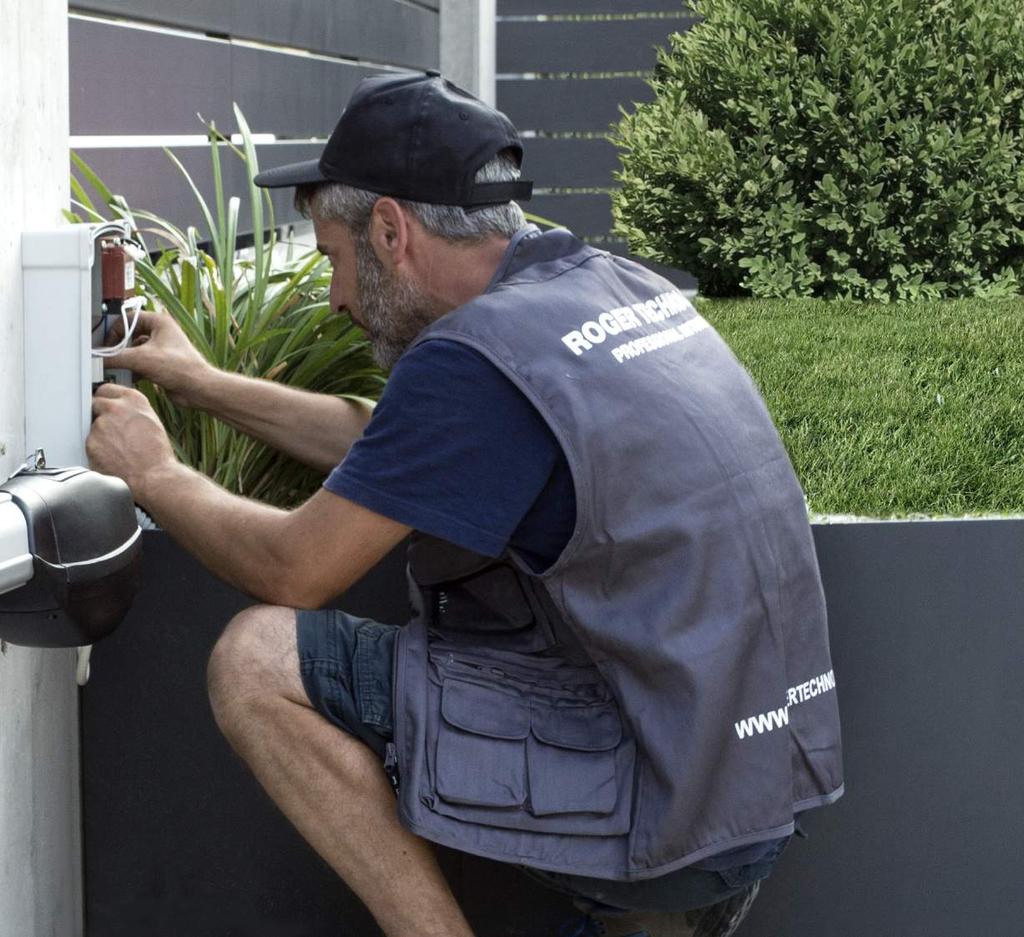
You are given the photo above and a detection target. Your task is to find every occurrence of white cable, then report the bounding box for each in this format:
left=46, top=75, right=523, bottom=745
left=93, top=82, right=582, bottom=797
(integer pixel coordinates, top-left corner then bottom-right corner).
left=92, top=296, right=144, bottom=358
left=76, top=645, right=92, bottom=686
left=91, top=296, right=142, bottom=357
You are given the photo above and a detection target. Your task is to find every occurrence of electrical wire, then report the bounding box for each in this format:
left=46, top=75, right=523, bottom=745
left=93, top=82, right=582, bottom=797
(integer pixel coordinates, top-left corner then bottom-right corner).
left=91, top=295, right=144, bottom=358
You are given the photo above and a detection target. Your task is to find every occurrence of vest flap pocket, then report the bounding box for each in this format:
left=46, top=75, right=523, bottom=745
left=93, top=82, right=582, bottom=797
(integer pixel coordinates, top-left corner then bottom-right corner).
left=435, top=679, right=529, bottom=809
left=527, top=738, right=618, bottom=816
left=530, top=702, right=622, bottom=751
left=526, top=703, right=622, bottom=816
left=441, top=679, right=530, bottom=739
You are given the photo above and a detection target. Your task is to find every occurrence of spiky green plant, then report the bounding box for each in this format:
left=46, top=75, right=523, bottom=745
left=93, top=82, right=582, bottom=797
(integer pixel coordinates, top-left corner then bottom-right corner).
left=67, top=106, right=385, bottom=508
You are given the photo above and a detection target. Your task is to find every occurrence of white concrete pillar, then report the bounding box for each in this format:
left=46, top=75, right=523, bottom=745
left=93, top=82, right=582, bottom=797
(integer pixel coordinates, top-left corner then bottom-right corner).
left=0, top=1, right=82, bottom=935
left=440, top=0, right=496, bottom=105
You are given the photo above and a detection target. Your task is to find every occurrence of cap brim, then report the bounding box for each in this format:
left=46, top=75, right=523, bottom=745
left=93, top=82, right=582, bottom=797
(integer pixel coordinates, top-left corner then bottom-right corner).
left=252, top=159, right=328, bottom=188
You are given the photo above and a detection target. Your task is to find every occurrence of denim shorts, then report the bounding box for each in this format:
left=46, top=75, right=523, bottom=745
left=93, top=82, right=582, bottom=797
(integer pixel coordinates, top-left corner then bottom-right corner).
left=297, top=608, right=399, bottom=760
left=295, top=608, right=788, bottom=914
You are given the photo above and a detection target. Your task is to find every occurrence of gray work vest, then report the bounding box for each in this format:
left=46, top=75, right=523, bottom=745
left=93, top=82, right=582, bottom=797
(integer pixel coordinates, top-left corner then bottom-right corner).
left=392, top=227, right=844, bottom=880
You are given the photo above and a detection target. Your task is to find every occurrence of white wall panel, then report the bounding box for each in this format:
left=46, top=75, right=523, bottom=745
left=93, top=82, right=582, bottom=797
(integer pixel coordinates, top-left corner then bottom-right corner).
left=0, top=1, right=82, bottom=936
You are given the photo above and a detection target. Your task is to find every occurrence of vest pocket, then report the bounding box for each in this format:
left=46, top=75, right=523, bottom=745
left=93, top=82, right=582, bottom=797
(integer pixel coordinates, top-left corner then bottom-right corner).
left=429, top=671, right=633, bottom=834
left=527, top=703, right=621, bottom=816
left=435, top=679, right=530, bottom=808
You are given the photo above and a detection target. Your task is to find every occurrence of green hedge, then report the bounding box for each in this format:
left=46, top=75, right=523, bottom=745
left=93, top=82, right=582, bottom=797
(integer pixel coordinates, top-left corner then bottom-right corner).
left=614, top=0, right=1024, bottom=301
left=702, top=298, right=1024, bottom=515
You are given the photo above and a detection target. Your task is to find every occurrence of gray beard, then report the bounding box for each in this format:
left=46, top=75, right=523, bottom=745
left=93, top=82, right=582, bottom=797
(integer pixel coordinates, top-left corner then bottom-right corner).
left=355, top=234, right=437, bottom=370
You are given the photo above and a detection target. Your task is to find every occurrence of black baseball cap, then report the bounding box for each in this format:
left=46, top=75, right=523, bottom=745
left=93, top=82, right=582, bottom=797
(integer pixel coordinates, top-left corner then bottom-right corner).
left=253, top=70, right=533, bottom=208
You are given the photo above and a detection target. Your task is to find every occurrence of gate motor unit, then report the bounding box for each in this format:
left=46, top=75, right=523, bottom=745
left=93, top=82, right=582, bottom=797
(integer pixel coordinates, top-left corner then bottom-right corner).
left=0, top=466, right=141, bottom=648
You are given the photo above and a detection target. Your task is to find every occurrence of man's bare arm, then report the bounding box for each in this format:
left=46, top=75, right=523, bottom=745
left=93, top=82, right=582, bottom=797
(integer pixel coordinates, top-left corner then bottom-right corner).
left=88, top=385, right=407, bottom=606
left=187, top=369, right=372, bottom=474
left=142, top=463, right=408, bottom=606
left=105, top=311, right=373, bottom=472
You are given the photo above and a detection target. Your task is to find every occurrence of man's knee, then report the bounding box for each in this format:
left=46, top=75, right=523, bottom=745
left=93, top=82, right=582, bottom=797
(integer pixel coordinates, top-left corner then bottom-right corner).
left=207, top=604, right=299, bottom=727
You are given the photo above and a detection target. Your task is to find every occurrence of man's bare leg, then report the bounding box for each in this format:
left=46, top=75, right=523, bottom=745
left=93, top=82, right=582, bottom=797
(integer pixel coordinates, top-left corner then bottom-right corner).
left=207, top=604, right=474, bottom=937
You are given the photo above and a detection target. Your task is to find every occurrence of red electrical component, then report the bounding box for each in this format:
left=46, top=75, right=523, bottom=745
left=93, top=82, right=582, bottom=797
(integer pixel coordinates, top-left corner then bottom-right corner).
left=99, top=239, right=136, bottom=303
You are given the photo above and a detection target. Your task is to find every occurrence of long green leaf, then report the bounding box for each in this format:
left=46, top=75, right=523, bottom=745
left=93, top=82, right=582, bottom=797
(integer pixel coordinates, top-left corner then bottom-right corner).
left=71, top=151, right=115, bottom=205
left=163, top=147, right=219, bottom=250
left=233, top=104, right=268, bottom=317
left=68, top=199, right=108, bottom=223
left=70, top=175, right=98, bottom=215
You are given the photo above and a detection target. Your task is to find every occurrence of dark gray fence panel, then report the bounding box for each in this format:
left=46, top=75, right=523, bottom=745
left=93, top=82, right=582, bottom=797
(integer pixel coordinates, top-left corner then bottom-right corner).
left=498, top=17, right=692, bottom=73
left=73, top=147, right=227, bottom=242
left=70, top=0, right=232, bottom=33
left=498, top=78, right=653, bottom=132
left=598, top=241, right=697, bottom=290
left=71, top=18, right=404, bottom=137
left=527, top=194, right=613, bottom=237
left=72, top=142, right=322, bottom=235
left=739, top=519, right=1024, bottom=937
left=230, top=0, right=437, bottom=69
left=230, top=47, right=385, bottom=140
left=70, top=18, right=234, bottom=135
left=69, top=0, right=438, bottom=242
left=71, top=0, right=438, bottom=67
left=524, top=137, right=619, bottom=189
left=499, top=0, right=684, bottom=12
left=249, top=143, right=330, bottom=230
left=529, top=199, right=697, bottom=287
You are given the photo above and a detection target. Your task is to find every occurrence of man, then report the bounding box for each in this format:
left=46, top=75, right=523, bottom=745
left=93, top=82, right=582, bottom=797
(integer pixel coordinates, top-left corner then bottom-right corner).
left=87, top=72, right=843, bottom=937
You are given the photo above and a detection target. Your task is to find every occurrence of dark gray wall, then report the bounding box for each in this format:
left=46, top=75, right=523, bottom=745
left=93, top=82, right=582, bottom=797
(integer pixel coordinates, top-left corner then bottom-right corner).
left=496, top=2, right=697, bottom=288
left=82, top=521, right=1024, bottom=936
left=69, top=1, right=439, bottom=235
left=740, top=519, right=1024, bottom=937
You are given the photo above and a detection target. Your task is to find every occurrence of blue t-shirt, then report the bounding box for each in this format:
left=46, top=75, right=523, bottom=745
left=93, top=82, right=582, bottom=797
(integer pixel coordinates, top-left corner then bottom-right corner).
left=324, top=338, right=576, bottom=572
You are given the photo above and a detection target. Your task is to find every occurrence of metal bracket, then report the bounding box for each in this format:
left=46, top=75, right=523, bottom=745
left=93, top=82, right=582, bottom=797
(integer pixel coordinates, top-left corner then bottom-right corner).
left=14, top=448, right=46, bottom=478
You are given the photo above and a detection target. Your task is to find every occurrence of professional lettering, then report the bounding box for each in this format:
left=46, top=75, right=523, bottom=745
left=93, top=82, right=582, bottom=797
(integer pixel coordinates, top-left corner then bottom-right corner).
left=561, top=290, right=693, bottom=357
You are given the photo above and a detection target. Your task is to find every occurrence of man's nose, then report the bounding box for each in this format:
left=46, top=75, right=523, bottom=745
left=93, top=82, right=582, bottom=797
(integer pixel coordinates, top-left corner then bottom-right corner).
left=328, top=276, right=345, bottom=313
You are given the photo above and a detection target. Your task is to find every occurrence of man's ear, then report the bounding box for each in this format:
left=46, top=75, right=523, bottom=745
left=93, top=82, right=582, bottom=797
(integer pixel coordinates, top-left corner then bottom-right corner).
left=368, top=198, right=409, bottom=269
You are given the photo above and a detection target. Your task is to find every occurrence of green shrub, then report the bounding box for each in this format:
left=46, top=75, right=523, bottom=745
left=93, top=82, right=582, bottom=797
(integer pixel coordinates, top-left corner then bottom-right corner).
left=613, top=0, right=1024, bottom=300
left=68, top=108, right=385, bottom=508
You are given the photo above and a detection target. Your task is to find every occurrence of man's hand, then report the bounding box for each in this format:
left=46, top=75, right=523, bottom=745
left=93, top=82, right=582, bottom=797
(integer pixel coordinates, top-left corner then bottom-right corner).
left=104, top=310, right=214, bottom=407
left=87, top=384, right=177, bottom=502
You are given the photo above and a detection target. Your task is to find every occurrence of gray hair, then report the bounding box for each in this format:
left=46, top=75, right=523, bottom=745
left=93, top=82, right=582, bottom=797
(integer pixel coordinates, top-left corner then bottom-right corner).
left=295, top=150, right=527, bottom=243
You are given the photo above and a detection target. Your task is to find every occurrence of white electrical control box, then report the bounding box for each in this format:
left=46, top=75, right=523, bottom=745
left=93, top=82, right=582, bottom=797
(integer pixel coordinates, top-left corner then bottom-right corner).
left=22, top=221, right=137, bottom=468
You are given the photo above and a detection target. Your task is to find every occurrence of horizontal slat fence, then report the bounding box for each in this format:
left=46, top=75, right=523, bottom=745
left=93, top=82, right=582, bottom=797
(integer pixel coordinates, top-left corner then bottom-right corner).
left=499, top=0, right=681, bottom=12
left=497, top=17, right=697, bottom=73
left=68, top=2, right=439, bottom=235
left=499, top=77, right=654, bottom=133
left=524, top=137, right=619, bottom=189
left=72, top=0, right=439, bottom=69
left=497, top=3, right=696, bottom=290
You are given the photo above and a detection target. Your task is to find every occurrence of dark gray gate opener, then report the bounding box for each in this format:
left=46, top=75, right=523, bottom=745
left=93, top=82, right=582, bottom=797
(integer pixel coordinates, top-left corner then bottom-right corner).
left=0, top=453, right=141, bottom=672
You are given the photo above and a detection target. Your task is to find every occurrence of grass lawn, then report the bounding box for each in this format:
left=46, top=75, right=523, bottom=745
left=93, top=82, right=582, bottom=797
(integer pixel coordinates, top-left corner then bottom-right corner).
left=699, top=297, right=1024, bottom=517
